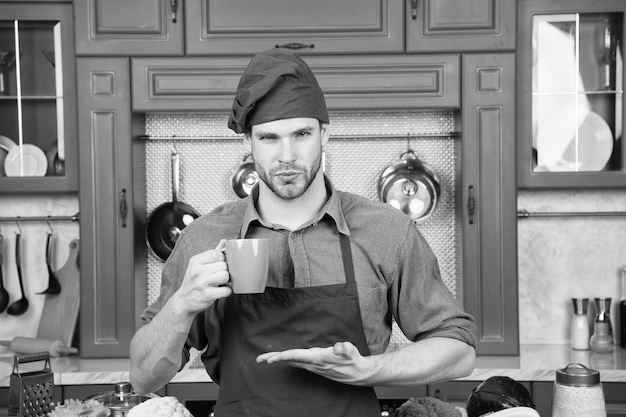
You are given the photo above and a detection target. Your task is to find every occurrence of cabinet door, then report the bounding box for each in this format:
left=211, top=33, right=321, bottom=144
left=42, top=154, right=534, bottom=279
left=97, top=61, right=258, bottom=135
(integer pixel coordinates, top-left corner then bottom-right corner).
left=517, top=0, right=626, bottom=188
left=132, top=54, right=460, bottom=112
left=185, top=0, right=403, bottom=55
left=406, top=0, right=516, bottom=53
left=74, top=0, right=184, bottom=56
left=77, top=58, right=146, bottom=358
left=462, top=53, right=518, bottom=355
left=605, top=382, right=626, bottom=417
left=0, top=2, right=78, bottom=193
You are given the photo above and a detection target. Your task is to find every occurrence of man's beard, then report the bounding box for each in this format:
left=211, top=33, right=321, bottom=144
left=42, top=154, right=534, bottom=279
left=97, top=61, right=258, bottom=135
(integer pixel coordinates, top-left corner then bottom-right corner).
left=255, top=151, right=323, bottom=200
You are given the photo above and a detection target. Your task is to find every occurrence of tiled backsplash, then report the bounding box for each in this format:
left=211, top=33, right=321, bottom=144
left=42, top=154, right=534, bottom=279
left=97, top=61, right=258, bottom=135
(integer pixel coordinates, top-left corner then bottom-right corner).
left=145, top=111, right=461, bottom=347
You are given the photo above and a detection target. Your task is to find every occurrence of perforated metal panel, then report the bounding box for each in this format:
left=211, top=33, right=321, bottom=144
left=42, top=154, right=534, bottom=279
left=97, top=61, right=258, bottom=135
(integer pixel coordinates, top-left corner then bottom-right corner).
left=145, top=111, right=461, bottom=350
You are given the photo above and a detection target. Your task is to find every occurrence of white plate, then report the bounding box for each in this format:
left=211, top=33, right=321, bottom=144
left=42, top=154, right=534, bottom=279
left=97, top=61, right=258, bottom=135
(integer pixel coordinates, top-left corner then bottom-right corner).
left=4, top=144, right=48, bottom=177
left=484, top=407, right=540, bottom=417
left=536, top=109, right=614, bottom=172
left=0, top=135, right=17, bottom=176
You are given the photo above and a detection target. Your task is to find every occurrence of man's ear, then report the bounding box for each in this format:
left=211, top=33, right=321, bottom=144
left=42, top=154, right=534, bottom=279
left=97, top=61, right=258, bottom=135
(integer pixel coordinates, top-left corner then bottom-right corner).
left=320, top=123, right=330, bottom=147
left=243, top=133, right=252, bottom=153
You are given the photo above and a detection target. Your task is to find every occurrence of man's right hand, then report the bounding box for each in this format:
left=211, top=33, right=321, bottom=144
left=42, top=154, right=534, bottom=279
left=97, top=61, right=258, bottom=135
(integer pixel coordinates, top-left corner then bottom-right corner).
left=169, top=239, right=232, bottom=316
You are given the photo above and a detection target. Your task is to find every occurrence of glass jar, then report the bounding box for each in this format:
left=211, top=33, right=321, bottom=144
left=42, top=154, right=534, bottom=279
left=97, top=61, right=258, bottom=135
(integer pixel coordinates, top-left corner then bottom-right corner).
left=552, top=363, right=606, bottom=417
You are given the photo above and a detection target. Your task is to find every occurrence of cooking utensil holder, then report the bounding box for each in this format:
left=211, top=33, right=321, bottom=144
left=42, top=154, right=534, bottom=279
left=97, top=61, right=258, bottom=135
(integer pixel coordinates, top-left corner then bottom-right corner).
left=9, top=352, right=56, bottom=417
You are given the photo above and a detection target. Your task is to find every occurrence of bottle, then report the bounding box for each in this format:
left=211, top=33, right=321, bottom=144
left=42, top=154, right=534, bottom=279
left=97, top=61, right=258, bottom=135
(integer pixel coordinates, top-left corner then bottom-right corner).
left=590, top=297, right=613, bottom=353
left=619, top=265, right=626, bottom=348
left=570, top=298, right=590, bottom=350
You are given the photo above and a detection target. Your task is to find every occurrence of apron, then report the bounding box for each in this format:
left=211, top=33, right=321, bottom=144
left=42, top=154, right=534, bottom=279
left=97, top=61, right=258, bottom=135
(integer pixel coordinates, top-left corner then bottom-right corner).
left=214, top=234, right=381, bottom=417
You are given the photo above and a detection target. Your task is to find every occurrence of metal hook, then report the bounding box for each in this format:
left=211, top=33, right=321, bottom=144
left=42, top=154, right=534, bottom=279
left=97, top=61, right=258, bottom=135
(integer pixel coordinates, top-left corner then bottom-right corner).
left=15, top=221, right=22, bottom=235
left=46, top=217, right=54, bottom=234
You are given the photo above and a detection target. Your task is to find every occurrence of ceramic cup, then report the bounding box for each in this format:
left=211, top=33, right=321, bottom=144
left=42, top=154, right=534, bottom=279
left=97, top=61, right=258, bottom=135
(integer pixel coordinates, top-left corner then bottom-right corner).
left=225, top=238, right=269, bottom=294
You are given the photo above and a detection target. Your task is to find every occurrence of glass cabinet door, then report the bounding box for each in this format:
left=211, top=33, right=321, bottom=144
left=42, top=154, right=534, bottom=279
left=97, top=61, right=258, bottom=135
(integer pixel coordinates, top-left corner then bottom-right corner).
left=0, top=3, right=77, bottom=192
left=518, top=0, right=625, bottom=188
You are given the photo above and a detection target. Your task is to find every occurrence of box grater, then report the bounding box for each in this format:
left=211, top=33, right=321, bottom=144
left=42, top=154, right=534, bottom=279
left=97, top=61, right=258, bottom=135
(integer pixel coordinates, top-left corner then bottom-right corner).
left=8, top=352, right=56, bottom=417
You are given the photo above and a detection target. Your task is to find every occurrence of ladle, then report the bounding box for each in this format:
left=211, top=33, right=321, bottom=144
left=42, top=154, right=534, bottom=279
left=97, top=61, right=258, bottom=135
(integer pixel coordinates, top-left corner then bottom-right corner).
left=0, top=233, right=9, bottom=313
left=7, top=233, right=29, bottom=316
left=37, top=232, right=61, bottom=295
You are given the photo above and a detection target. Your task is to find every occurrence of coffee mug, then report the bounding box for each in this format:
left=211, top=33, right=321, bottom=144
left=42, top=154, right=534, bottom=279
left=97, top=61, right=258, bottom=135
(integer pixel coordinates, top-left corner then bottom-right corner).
left=225, top=238, right=269, bottom=294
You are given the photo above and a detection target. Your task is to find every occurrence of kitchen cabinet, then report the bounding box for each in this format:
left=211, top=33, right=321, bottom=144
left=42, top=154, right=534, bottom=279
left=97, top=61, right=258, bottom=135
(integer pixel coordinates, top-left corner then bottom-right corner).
left=517, top=0, right=626, bottom=189
left=185, top=0, right=404, bottom=55
left=131, top=54, right=460, bottom=112
left=74, top=0, right=513, bottom=57
left=462, top=53, right=518, bottom=355
left=76, top=57, right=147, bottom=358
left=73, top=0, right=184, bottom=56
left=0, top=1, right=78, bottom=193
left=406, top=0, right=516, bottom=53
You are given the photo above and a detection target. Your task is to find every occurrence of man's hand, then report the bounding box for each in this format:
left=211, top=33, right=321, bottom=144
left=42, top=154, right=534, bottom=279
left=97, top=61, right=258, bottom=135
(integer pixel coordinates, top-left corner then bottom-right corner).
left=169, top=240, right=232, bottom=316
left=256, top=341, right=376, bottom=386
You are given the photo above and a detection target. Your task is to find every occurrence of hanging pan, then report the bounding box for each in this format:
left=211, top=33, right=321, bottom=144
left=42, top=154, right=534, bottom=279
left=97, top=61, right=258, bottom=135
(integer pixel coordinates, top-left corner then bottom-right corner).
left=145, top=151, right=200, bottom=262
left=231, top=154, right=259, bottom=198
left=377, top=150, right=441, bottom=222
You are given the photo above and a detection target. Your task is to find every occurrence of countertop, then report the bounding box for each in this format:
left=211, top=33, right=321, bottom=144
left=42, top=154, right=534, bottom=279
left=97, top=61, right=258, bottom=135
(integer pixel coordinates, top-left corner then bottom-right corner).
left=2, top=344, right=626, bottom=388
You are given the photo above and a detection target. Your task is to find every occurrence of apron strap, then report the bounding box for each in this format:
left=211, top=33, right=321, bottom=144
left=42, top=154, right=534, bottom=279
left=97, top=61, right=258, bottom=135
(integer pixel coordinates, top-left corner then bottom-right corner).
left=340, top=233, right=356, bottom=285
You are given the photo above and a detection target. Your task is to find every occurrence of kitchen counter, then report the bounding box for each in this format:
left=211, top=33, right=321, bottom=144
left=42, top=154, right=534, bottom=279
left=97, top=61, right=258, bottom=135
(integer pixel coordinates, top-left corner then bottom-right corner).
left=2, top=344, right=626, bottom=388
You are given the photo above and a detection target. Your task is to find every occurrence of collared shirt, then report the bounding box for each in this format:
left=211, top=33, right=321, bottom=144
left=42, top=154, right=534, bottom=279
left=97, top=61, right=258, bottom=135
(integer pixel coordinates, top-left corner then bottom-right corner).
left=141, top=176, right=476, bottom=366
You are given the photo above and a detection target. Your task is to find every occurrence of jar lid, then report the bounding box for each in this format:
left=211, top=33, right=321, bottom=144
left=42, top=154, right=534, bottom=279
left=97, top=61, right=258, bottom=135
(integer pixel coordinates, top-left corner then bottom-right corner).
left=556, top=363, right=601, bottom=386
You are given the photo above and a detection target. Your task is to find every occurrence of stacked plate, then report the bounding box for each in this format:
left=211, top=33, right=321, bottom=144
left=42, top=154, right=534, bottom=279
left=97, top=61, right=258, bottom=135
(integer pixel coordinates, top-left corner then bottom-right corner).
left=0, top=135, right=48, bottom=177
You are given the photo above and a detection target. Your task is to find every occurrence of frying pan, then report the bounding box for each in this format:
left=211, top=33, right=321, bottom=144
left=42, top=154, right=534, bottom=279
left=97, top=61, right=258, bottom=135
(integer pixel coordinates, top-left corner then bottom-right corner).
left=145, top=152, right=200, bottom=261
left=377, top=150, right=441, bottom=222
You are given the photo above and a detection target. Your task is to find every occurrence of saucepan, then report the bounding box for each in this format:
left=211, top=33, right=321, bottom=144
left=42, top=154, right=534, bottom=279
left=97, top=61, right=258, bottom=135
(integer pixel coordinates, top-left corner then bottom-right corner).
left=377, top=150, right=441, bottom=222
left=231, top=154, right=259, bottom=198
left=145, top=151, right=200, bottom=262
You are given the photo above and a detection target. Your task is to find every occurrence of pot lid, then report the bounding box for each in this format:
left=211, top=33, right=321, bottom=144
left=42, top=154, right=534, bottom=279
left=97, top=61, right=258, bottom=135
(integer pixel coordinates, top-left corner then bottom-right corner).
left=83, top=382, right=160, bottom=411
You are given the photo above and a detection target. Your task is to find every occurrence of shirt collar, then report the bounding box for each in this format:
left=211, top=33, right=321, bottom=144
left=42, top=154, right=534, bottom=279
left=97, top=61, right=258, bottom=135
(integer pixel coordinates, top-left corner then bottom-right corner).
left=240, top=175, right=350, bottom=237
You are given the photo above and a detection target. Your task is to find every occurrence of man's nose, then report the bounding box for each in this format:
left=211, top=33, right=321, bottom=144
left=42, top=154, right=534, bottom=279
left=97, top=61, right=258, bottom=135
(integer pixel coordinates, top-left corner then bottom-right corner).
left=278, top=139, right=296, bottom=162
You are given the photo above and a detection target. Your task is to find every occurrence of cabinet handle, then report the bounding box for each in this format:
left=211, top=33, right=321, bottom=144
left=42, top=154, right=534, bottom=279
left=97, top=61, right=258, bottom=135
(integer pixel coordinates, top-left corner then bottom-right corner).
left=411, top=0, right=418, bottom=20
left=170, top=0, right=178, bottom=23
left=120, top=189, right=128, bottom=228
left=467, top=185, right=476, bottom=225
left=274, top=42, right=315, bottom=50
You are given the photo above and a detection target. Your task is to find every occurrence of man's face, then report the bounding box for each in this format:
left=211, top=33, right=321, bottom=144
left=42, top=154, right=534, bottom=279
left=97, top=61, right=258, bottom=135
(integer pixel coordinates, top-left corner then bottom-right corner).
left=245, top=117, right=329, bottom=200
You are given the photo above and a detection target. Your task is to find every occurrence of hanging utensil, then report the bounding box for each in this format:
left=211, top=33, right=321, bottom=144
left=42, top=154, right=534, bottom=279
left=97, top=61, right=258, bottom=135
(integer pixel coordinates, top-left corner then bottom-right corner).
left=377, top=150, right=441, bottom=222
left=0, top=232, right=9, bottom=313
left=145, top=151, right=200, bottom=262
left=7, top=232, right=29, bottom=316
left=37, top=232, right=61, bottom=295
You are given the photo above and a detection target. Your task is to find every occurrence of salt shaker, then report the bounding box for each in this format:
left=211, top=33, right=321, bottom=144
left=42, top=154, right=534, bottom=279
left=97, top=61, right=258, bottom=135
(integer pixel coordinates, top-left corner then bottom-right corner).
left=571, top=298, right=590, bottom=350
left=552, top=363, right=607, bottom=417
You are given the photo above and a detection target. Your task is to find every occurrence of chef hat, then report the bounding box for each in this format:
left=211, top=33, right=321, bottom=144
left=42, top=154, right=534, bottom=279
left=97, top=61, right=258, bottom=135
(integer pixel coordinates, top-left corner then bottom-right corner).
left=228, top=49, right=328, bottom=134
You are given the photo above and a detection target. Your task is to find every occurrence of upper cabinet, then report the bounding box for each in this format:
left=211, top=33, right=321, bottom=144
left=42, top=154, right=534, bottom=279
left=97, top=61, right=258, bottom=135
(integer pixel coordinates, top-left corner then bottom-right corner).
left=74, top=0, right=184, bottom=56
left=0, top=1, right=78, bottom=193
left=185, top=0, right=404, bottom=55
left=517, top=0, right=626, bottom=188
left=406, top=0, right=516, bottom=52
left=74, top=0, right=514, bottom=57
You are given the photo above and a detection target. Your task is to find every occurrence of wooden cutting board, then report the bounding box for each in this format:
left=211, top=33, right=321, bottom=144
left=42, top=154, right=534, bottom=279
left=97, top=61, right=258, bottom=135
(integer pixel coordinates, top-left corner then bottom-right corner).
left=36, top=239, right=80, bottom=347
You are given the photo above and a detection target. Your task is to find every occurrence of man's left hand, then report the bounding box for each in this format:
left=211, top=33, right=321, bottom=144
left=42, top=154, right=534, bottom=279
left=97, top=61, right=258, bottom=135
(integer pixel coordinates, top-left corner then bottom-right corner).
left=256, top=341, right=374, bottom=385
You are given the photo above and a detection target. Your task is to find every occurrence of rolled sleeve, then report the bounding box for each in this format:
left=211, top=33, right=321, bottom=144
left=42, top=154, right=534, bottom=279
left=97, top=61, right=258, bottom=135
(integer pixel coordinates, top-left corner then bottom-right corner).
left=390, top=221, right=477, bottom=348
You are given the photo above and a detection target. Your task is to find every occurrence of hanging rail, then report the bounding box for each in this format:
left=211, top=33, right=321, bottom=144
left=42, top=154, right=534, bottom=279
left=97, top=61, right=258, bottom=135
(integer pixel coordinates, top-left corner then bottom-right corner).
left=139, top=132, right=461, bottom=141
left=517, top=209, right=626, bottom=218
left=0, top=212, right=80, bottom=222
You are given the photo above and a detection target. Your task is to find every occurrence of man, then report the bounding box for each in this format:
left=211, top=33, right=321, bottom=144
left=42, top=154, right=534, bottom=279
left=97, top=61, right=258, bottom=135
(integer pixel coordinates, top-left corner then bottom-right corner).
left=129, top=49, right=477, bottom=416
